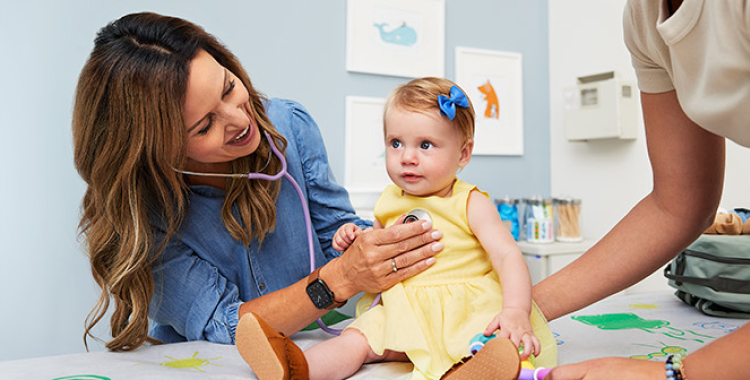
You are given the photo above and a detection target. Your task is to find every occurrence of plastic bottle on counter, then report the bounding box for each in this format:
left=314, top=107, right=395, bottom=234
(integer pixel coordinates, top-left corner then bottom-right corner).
left=495, top=197, right=520, bottom=241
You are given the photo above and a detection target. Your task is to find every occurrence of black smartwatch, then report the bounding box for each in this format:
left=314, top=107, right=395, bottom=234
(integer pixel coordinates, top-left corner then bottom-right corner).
left=306, top=267, right=346, bottom=310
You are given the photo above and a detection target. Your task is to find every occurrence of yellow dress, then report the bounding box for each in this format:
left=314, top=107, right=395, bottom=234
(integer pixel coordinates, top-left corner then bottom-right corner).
left=345, top=180, right=557, bottom=380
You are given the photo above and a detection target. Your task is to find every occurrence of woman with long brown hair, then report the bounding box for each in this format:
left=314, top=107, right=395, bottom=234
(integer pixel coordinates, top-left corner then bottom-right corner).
left=72, top=12, right=442, bottom=352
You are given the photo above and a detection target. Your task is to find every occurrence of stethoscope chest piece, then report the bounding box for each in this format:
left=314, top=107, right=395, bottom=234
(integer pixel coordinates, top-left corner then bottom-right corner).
left=403, top=208, right=432, bottom=224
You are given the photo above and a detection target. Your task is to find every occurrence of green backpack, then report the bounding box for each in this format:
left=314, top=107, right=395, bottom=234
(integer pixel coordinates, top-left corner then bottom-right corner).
left=664, top=234, right=750, bottom=318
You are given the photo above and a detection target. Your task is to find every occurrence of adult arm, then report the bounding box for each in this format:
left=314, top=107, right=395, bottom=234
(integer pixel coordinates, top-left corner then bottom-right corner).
left=152, top=219, right=440, bottom=342
left=239, top=218, right=442, bottom=335
left=150, top=242, right=247, bottom=344
left=545, top=323, right=750, bottom=379
left=533, top=90, right=725, bottom=321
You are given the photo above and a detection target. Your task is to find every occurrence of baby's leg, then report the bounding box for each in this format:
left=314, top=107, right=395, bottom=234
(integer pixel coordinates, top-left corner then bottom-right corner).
left=305, top=329, right=407, bottom=380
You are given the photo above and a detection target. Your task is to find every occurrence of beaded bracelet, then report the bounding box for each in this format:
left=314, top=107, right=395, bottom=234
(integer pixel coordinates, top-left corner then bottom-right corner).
left=665, top=354, right=685, bottom=380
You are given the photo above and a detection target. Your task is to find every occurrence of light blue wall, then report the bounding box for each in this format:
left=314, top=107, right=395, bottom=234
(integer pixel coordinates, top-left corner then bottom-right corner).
left=0, top=1, right=549, bottom=361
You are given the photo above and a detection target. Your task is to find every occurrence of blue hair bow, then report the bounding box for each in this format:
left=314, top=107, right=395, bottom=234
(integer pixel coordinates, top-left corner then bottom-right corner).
left=438, top=85, right=469, bottom=121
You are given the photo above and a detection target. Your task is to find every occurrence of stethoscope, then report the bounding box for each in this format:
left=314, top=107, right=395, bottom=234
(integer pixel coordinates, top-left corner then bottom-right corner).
left=176, top=132, right=332, bottom=330
left=175, top=131, right=433, bottom=335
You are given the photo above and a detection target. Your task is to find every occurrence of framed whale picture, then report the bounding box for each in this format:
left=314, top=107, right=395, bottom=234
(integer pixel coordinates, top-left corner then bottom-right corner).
left=346, top=0, right=445, bottom=78
left=455, top=47, right=524, bottom=156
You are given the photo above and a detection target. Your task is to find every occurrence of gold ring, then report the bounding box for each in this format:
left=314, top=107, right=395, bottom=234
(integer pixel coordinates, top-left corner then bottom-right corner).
left=391, top=258, right=398, bottom=273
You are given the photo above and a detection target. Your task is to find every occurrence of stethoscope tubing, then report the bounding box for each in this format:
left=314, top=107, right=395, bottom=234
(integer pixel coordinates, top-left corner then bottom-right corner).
left=175, top=132, right=340, bottom=334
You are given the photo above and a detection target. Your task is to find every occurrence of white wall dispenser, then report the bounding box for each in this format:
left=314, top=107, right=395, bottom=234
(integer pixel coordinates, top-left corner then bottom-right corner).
left=564, top=71, right=637, bottom=141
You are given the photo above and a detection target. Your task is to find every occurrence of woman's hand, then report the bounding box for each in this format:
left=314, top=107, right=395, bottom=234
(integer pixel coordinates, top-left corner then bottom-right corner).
left=325, top=217, right=443, bottom=299
left=544, top=357, right=663, bottom=380
left=484, top=308, right=540, bottom=360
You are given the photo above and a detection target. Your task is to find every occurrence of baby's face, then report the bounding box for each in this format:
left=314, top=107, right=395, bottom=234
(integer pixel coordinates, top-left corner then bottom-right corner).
left=383, top=107, right=470, bottom=198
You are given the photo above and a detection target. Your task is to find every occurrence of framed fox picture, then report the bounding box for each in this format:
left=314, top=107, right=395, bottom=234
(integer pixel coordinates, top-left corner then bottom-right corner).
left=455, top=47, right=524, bottom=156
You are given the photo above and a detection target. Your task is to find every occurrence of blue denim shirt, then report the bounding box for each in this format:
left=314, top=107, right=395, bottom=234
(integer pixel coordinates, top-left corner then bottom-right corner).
left=149, top=98, right=371, bottom=344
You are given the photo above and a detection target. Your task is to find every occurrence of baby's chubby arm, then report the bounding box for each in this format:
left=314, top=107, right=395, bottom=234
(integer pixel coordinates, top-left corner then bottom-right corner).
left=467, top=190, right=540, bottom=360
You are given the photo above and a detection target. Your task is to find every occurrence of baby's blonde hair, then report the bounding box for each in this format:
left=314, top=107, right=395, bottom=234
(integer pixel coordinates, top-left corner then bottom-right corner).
left=384, top=77, right=475, bottom=144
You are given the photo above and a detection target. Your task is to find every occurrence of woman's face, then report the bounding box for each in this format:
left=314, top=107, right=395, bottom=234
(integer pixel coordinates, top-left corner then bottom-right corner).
left=182, top=50, right=261, bottom=172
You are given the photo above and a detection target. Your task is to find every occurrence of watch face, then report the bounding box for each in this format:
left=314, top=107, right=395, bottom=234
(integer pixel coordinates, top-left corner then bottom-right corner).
left=306, top=281, right=333, bottom=309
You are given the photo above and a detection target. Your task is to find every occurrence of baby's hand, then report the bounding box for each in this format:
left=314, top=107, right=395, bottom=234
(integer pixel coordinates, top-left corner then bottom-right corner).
left=484, top=308, right=541, bottom=360
left=332, top=223, right=363, bottom=251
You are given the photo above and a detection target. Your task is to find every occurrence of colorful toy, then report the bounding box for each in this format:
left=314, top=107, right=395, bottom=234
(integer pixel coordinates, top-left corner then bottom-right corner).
left=469, top=333, right=552, bottom=380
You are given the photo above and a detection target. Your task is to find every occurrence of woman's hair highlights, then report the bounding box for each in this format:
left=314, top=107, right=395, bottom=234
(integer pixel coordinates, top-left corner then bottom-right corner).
left=72, top=12, right=286, bottom=351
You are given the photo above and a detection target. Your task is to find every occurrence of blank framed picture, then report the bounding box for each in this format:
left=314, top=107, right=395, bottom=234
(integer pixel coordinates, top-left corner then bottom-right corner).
left=344, top=96, right=391, bottom=192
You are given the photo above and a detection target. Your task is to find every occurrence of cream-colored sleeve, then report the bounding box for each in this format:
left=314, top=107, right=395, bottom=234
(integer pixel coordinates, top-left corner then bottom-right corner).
left=622, top=0, right=675, bottom=94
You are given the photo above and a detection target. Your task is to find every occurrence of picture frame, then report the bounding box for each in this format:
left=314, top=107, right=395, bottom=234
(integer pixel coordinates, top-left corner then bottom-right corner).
left=346, top=0, right=445, bottom=78
left=344, top=96, right=391, bottom=192
left=455, top=47, right=525, bottom=156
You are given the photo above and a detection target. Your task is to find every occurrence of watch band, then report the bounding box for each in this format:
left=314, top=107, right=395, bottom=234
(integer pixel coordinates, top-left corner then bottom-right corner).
left=307, top=267, right=347, bottom=310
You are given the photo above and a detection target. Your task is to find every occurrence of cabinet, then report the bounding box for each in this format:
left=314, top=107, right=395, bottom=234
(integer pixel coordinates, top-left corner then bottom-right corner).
left=518, top=240, right=595, bottom=284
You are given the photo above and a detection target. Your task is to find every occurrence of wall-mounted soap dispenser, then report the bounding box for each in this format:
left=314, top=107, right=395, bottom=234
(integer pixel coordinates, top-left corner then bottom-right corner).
left=564, top=71, right=638, bottom=141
